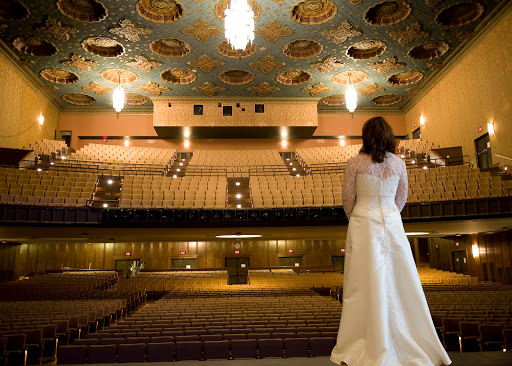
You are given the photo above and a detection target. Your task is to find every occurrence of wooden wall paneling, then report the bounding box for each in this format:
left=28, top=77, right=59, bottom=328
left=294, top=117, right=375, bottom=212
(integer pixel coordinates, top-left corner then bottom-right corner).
left=215, top=241, right=225, bottom=268
left=16, top=244, right=28, bottom=278
left=105, top=242, right=114, bottom=270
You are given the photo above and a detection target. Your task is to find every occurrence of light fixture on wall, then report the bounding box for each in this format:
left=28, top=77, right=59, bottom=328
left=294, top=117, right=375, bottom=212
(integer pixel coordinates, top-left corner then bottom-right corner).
left=38, top=114, right=44, bottom=126
left=488, top=120, right=495, bottom=135
left=224, top=0, right=255, bottom=51
left=113, top=71, right=125, bottom=113
left=420, top=115, right=425, bottom=126
left=472, top=243, right=479, bottom=258
left=184, top=139, right=190, bottom=148
left=345, top=74, right=357, bottom=115
left=281, top=139, right=288, bottom=148
left=339, top=137, right=346, bottom=146
left=124, top=138, right=130, bottom=147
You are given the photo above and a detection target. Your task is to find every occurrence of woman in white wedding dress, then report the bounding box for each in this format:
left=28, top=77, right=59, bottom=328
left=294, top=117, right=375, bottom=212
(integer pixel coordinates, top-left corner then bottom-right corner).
left=330, top=117, right=452, bottom=366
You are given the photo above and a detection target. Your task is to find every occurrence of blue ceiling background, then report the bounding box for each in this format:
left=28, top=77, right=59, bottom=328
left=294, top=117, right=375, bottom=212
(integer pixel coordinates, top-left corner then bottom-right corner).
left=0, top=0, right=508, bottom=111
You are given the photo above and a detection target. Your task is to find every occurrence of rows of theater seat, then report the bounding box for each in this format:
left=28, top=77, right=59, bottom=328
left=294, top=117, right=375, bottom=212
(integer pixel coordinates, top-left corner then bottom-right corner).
left=398, top=138, right=436, bottom=157
left=24, top=139, right=68, bottom=156
left=119, top=175, right=227, bottom=209
left=0, top=167, right=96, bottom=207
left=296, top=144, right=361, bottom=166
left=417, top=267, right=479, bottom=284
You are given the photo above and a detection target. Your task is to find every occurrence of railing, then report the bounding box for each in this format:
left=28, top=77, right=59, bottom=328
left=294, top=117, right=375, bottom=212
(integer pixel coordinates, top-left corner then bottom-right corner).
left=495, top=154, right=512, bottom=162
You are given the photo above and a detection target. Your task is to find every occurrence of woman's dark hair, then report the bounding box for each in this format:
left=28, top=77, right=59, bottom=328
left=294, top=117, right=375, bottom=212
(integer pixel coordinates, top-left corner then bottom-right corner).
left=360, top=116, right=396, bottom=163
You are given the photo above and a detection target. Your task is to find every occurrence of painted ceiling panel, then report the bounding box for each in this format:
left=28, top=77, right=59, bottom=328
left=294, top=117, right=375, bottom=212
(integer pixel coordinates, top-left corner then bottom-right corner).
left=0, top=0, right=508, bottom=111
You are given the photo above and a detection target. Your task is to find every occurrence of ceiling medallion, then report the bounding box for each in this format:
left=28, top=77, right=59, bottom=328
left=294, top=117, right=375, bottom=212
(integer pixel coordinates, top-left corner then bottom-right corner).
left=275, top=69, right=311, bottom=85
left=125, top=54, right=163, bottom=72
left=136, top=0, right=184, bottom=23
left=61, top=53, right=98, bottom=72
left=187, top=54, right=225, bottom=73
left=408, top=41, right=449, bottom=60
left=346, top=40, right=387, bottom=60
left=291, top=0, right=337, bottom=25
left=301, top=82, right=332, bottom=97
left=215, top=0, right=261, bottom=20
left=358, top=83, right=385, bottom=96
left=388, top=70, right=424, bottom=85
left=40, top=68, right=79, bottom=84
left=126, top=93, right=149, bottom=106
left=387, top=22, right=430, bottom=45
left=101, top=69, right=138, bottom=84
left=282, top=39, right=322, bottom=59
left=56, top=0, right=107, bottom=22
left=109, top=18, right=152, bottom=42
left=217, top=40, right=257, bottom=59
left=192, top=82, right=226, bottom=96
left=219, top=70, right=255, bottom=85
left=370, top=56, right=405, bottom=74
left=436, top=2, right=484, bottom=28
left=81, top=81, right=113, bottom=95
left=180, top=19, right=222, bottom=43
left=364, top=1, right=412, bottom=26
left=36, top=17, right=79, bottom=42
left=0, top=0, right=29, bottom=22
left=425, top=0, right=443, bottom=6
left=333, top=71, right=368, bottom=85
left=138, top=81, right=170, bottom=96
left=254, top=20, right=294, bottom=43
left=249, top=55, right=285, bottom=73
left=13, top=37, right=58, bottom=57
left=82, top=37, right=124, bottom=57
left=247, top=82, right=280, bottom=96
left=161, top=69, right=197, bottom=84
left=61, top=93, right=96, bottom=106
left=320, top=94, right=345, bottom=106
left=371, top=93, right=403, bottom=106
left=321, top=20, right=362, bottom=45
left=309, top=56, right=345, bottom=74
left=150, top=38, right=191, bottom=58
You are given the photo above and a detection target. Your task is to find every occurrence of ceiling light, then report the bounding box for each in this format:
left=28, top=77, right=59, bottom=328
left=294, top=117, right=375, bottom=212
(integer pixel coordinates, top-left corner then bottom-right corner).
left=179, top=162, right=183, bottom=166
left=289, top=162, right=293, bottom=165
left=216, top=233, right=262, bottom=239
left=50, top=162, right=54, bottom=165
left=173, top=175, right=177, bottom=178
left=345, top=75, right=357, bottom=114
left=113, top=71, right=124, bottom=113
left=423, top=166, right=427, bottom=169
left=236, top=193, right=241, bottom=198
left=37, top=168, right=41, bottom=172
left=405, top=232, right=430, bottom=236
left=292, top=168, right=296, bottom=171
left=224, top=0, right=255, bottom=51
left=236, top=182, right=240, bottom=186
left=103, top=203, right=108, bottom=208
left=236, top=204, right=241, bottom=208
left=296, top=174, right=300, bottom=177
left=176, top=168, right=180, bottom=172
left=107, top=179, right=113, bottom=184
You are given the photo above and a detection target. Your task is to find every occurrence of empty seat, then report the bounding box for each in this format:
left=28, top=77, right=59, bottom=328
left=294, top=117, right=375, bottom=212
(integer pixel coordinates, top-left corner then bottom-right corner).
left=56, top=345, right=87, bottom=365
left=118, top=343, right=146, bottom=363
left=203, top=340, right=230, bottom=360
left=146, top=342, right=174, bottom=362
left=284, top=337, right=309, bottom=357
left=175, top=341, right=202, bottom=361
left=309, top=337, right=336, bottom=357
left=230, top=339, right=257, bottom=359
left=87, top=344, right=117, bottom=364
left=258, top=338, right=283, bottom=358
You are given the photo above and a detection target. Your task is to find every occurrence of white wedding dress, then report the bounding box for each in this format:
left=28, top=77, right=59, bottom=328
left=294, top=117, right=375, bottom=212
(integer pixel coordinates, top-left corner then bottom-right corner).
left=330, top=152, right=452, bottom=366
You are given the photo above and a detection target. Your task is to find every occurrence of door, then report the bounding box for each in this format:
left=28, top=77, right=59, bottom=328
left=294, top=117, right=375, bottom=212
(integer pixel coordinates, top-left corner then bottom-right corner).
left=115, top=259, right=140, bottom=278
left=226, top=257, right=250, bottom=285
left=451, top=250, right=468, bottom=274
left=332, top=256, right=345, bottom=273
left=412, top=128, right=421, bottom=139
left=475, top=133, right=492, bottom=169
left=278, top=256, right=303, bottom=267
left=170, top=258, right=196, bottom=269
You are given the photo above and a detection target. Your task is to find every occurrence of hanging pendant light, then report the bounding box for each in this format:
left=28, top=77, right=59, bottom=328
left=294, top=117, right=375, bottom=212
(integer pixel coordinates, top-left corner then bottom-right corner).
left=224, top=0, right=255, bottom=51
left=113, top=71, right=124, bottom=113
left=345, top=74, right=357, bottom=114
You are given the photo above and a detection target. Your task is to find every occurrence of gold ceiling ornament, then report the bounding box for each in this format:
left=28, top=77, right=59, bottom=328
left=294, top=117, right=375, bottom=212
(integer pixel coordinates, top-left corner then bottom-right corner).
left=215, top=0, right=261, bottom=21
left=301, top=82, right=332, bottom=97
left=405, top=86, right=422, bottom=96
left=388, top=70, right=424, bottom=85
left=275, top=69, right=311, bottom=85
left=56, top=0, right=107, bottom=22
left=371, top=93, right=403, bottom=106
left=180, top=19, right=223, bottom=43
left=408, top=41, right=449, bottom=60
left=82, top=37, right=124, bottom=57
left=425, top=0, right=443, bottom=7
left=364, top=1, right=412, bottom=27
left=369, top=56, right=406, bottom=74
left=125, top=54, right=163, bottom=72
left=138, top=81, right=170, bottom=96
left=125, top=93, right=149, bottom=105
left=61, top=93, right=96, bottom=106
left=61, top=53, right=98, bottom=72
left=36, top=17, right=79, bottom=42
left=333, top=70, right=367, bottom=85
left=192, top=81, right=226, bottom=96
left=272, top=0, right=284, bottom=3
left=346, top=40, right=387, bottom=60
left=161, top=69, right=197, bottom=84
left=40, top=68, right=79, bottom=84
left=247, top=82, right=280, bottom=96
left=427, top=62, right=444, bottom=71
left=387, top=23, right=430, bottom=45
left=291, top=0, right=337, bottom=25
left=321, top=20, right=362, bottom=45
left=350, top=0, right=363, bottom=4
left=109, top=18, right=152, bottom=42
left=217, top=40, right=257, bottom=59
left=150, top=37, right=191, bottom=58
left=101, top=69, right=138, bottom=84
left=282, top=39, right=322, bottom=59
left=320, top=94, right=345, bottom=106
left=435, top=2, right=485, bottom=28
left=136, top=0, right=184, bottom=23
left=358, top=83, right=385, bottom=97
left=219, top=69, right=255, bottom=85
left=309, top=56, right=344, bottom=73
left=187, top=54, right=225, bottom=73
left=18, top=59, right=35, bottom=67
left=0, top=0, right=30, bottom=22
left=249, top=55, right=285, bottom=73
left=81, top=81, right=114, bottom=95
left=254, top=20, right=294, bottom=43
left=13, top=37, right=58, bottom=57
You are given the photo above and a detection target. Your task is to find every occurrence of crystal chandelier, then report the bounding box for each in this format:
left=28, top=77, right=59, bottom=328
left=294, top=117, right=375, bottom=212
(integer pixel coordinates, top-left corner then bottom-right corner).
left=224, top=0, right=255, bottom=51
left=113, top=71, right=124, bottom=113
left=345, top=75, right=357, bottom=114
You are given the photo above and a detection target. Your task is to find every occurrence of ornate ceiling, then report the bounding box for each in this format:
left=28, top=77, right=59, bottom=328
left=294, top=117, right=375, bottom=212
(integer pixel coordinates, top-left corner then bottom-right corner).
left=0, top=0, right=509, bottom=112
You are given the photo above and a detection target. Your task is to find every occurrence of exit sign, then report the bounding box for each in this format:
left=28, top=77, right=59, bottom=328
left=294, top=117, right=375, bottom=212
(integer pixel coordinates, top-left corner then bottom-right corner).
left=288, top=249, right=294, bottom=253
left=125, top=252, right=131, bottom=256
left=478, top=126, right=483, bottom=132
left=234, top=250, right=240, bottom=254
left=180, top=251, right=186, bottom=255
left=340, top=248, right=346, bottom=253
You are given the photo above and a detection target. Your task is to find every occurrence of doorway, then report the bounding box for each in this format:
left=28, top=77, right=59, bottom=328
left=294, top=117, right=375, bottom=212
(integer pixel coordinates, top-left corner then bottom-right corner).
left=170, top=258, right=196, bottom=269
left=475, top=133, right=492, bottom=169
left=225, top=257, right=250, bottom=285
left=115, top=259, right=140, bottom=279
left=451, top=250, right=468, bottom=274
left=412, top=127, right=421, bottom=140
left=278, top=256, right=303, bottom=267
left=331, top=256, right=345, bottom=273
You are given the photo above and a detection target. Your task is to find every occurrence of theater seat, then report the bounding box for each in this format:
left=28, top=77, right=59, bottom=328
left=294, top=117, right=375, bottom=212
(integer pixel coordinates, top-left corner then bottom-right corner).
left=147, top=342, right=174, bottom=362
left=258, top=338, right=283, bottom=358
left=203, top=340, right=230, bottom=360
left=309, top=337, right=335, bottom=357
left=57, top=345, right=87, bottom=365
left=175, top=341, right=202, bottom=361
left=87, top=344, right=117, bottom=364
left=284, top=337, right=309, bottom=357
left=118, top=343, right=146, bottom=363
left=230, top=339, right=257, bottom=359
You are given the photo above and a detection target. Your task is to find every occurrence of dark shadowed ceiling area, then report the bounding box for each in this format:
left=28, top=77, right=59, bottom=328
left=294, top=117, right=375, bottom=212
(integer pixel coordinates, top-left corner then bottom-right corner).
left=0, top=0, right=509, bottom=112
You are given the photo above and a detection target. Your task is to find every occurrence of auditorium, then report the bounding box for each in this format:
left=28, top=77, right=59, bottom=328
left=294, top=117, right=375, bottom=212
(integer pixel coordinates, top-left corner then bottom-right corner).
left=0, top=0, right=512, bottom=365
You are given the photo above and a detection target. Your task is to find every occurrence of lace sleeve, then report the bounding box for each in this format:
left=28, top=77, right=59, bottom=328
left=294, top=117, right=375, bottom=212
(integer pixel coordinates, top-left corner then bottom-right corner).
left=342, top=158, right=357, bottom=219
left=395, top=159, right=408, bottom=212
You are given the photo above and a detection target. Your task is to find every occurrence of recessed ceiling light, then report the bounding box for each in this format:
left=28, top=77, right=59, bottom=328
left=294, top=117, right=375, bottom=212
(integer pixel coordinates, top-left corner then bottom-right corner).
left=216, top=233, right=263, bottom=239
left=236, top=194, right=241, bottom=199
left=236, top=182, right=240, bottom=186
left=107, top=179, right=113, bottom=184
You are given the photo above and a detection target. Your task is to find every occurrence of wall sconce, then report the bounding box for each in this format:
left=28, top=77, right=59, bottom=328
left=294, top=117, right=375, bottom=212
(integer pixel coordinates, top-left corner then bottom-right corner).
left=184, top=139, right=190, bottom=148
left=124, top=139, right=130, bottom=147
left=488, top=121, right=495, bottom=135
left=419, top=115, right=425, bottom=126
left=472, top=244, right=479, bottom=258
left=281, top=139, right=288, bottom=148
left=38, top=114, right=44, bottom=126
left=339, top=137, right=345, bottom=146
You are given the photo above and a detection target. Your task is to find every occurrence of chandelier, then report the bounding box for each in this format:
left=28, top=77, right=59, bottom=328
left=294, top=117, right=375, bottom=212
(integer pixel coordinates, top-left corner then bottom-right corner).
left=345, top=75, right=357, bottom=114
left=224, top=0, right=255, bottom=51
left=113, top=71, right=124, bottom=113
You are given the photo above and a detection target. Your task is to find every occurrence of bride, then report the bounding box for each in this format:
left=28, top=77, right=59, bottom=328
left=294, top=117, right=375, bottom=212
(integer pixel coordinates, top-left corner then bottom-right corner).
left=330, top=117, right=452, bottom=366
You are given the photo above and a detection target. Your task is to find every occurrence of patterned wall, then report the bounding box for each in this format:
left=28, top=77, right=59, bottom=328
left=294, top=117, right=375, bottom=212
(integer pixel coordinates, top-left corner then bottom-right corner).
left=404, top=9, right=512, bottom=167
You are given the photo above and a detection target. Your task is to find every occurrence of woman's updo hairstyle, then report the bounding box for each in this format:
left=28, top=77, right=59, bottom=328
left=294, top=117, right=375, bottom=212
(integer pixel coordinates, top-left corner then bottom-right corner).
left=360, top=116, right=396, bottom=163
